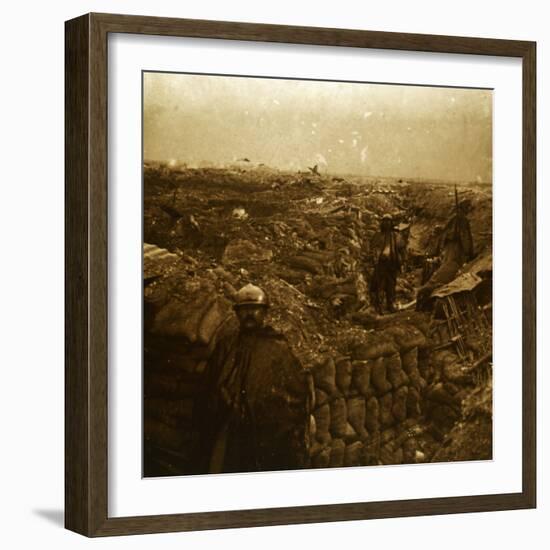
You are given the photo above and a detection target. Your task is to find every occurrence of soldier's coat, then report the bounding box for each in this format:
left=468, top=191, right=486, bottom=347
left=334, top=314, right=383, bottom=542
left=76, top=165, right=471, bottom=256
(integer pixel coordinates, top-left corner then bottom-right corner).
left=195, top=326, right=311, bottom=474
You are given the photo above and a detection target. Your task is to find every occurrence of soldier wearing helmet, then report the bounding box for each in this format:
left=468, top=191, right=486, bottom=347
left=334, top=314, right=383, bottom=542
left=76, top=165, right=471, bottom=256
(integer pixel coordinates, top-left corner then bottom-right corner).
left=416, top=192, right=474, bottom=311
left=380, top=213, right=394, bottom=229
left=232, top=283, right=270, bottom=332
left=194, top=284, right=311, bottom=475
left=368, top=214, right=407, bottom=314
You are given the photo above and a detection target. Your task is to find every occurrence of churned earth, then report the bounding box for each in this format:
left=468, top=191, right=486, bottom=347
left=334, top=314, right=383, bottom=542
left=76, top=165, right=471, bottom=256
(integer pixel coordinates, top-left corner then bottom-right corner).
left=142, top=163, right=493, bottom=476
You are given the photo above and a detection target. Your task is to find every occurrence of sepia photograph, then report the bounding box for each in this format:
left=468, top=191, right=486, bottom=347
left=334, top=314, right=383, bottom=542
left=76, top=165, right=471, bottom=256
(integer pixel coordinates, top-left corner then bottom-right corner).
left=142, top=72, right=493, bottom=477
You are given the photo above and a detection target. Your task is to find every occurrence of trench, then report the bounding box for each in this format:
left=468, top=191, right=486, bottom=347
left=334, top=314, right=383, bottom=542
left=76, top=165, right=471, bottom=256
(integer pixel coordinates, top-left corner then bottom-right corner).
left=143, top=166, right=493, bottom=476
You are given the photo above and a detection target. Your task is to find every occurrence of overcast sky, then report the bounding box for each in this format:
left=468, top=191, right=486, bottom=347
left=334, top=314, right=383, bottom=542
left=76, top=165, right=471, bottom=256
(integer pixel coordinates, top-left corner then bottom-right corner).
left=143, top=72, right=492, bottom=182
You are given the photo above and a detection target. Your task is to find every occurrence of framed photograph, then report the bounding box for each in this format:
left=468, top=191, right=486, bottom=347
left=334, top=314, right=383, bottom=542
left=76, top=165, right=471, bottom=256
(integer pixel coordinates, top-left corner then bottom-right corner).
left=65, top=13, right=536, bottom=536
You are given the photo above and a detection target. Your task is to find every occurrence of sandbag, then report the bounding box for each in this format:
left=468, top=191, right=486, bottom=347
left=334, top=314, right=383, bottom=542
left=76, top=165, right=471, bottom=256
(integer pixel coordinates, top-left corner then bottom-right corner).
left=313, top=403, right=331, bottom=444
left=379, top=442, right=394, bottom=464
left=309, top=414, right=317, bottom=442
left=343, top=422, right=358, bottom=443
left=344, top=441, right=364, bottom=467
left=195, top=360, right=207, bottom=374
left=364, top=432, right=381, bottom=465
left=329, top=439, right=346, bottom=467
left=380, top=441, right=404, bottom=465
left=392, top=386, right=409, bottom=422
left=310, top=436, right=331, bottom=458
left=302, top=250, right=337, bottom=264
left=384, top=325, right=427, bottom=352
left=347, top=397, right=369, bottom=440
left=153, top=296, right=213, bottom=343
left=212, top=265, right=238, bottom=286
left=313, top=279, right=357, bottom=299
left=379, top=393, right=394, bottom=428
left=144, top=417, right=186, bottom=450
left=402, top=437, right=417, bottom=464
left=144, top=370, right=200, bottom=399
left=406, top=366, right=427, bottom=392
left=372, top=311, right=430, bottom=333
left=143, top=338, right=200, bottom=372
left=385, top=353, right=409, bottom=390
left=442, top=362, right=473, bottom=385
left=401, top=347, right=418, bottom=373
left=381, top=428, right=397, bottom=446
left=418, top=351, right=434, bottom=382
left=313, top=356, right=337, bottom=396
left=365, top=396, right=380, bottom=433
left=306, top=371, right=316, bottom=410
left=197, top=298, right=230, bottom=345
left=406, top=386, right=422, bottom=418
left=371, top=357, right=392, bottom=395
left=426, top=382, right=461, bottom=408
left=432, top=349, right=458, bottom=369
left=400, top=417, right=418, bottom=432
left=335, top=357, right=353, bottom=395
left=315, top=388, right=329, bottom=408
left=222, top=239, right=273, bottom=265
left=330, top=397, right=348, bottom=438
left=287, top=254, right=324, bottom=275
left=352, top=335, right=397, bottom=360
left=311, top=446, right=331, bottom=468
left=392, top=447, right=404, bottom=465
left=351, top=360, right=371, bottom=396
left=144, top=398, right=194, bottom=429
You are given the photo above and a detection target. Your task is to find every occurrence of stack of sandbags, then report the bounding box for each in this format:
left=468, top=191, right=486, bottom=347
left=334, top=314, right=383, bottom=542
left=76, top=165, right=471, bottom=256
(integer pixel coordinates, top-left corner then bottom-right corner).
left=378, top=420, right=423, bottom=465
left=152, top=289, right=232, bottom=347
left=143, top=264, right=236, bottom=474
left=144, top=361, right=204, bottom=398
left=310, top=355, right=363, bottom=468
left=309, top=322, right=430, bottom=468
left=143, top=340, right=205, bottom=474
left=143, top=242, right=180, bottom=280
left=144, top=397, right=194, bottom=448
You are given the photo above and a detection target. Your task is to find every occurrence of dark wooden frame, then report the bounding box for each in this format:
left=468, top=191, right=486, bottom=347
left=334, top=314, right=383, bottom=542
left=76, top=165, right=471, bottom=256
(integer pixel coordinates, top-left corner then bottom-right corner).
left=65, top=12, right=537, bottom=537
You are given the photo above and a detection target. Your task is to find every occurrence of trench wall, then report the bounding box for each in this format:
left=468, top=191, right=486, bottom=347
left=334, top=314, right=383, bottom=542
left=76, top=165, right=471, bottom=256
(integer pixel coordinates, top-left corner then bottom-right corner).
left=143, top=296, right=431, bottom=475
left=308, top=324, right=429, bottom=468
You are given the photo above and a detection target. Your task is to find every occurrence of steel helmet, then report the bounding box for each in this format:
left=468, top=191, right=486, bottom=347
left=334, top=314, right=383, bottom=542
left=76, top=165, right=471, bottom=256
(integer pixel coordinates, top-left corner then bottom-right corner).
left=234, top=284, right=269, bottom=308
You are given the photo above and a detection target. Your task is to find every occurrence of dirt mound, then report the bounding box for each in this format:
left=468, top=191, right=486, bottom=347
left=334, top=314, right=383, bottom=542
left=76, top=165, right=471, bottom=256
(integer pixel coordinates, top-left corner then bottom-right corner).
left=431, top=381, right=492, bottom=462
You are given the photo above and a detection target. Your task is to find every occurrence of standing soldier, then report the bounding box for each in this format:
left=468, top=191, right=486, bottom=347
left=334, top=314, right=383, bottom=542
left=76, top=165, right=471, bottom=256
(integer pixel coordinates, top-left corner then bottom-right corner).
left=416, top=189, right=474, bottom=310
left=194, top=284, right=311, bottom=474
left=369, top=214, right=406, bottom=314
